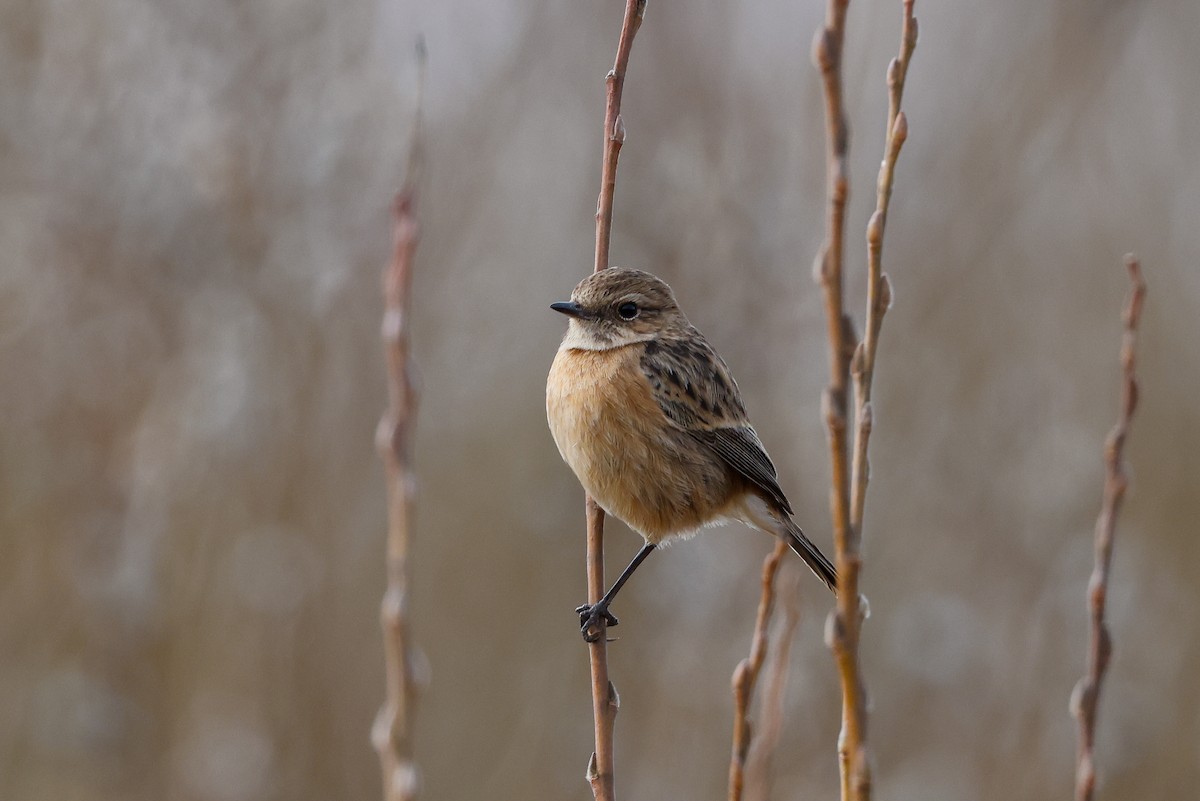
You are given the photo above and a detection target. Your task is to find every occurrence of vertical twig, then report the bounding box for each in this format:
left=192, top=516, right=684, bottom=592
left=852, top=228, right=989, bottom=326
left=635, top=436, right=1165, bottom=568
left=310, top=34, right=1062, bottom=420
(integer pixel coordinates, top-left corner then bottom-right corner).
left=584, top=3, right=645, bottom=800
left=851, top=3, right=916, bottom=529
left=739, top=559, right=803, bottom=801
left=1071, top=256, right=1146, bottom=801
left=815, top=2, right=917, bottom=800
left=372, top=40, right=426, bottom=801
left=812, top=0, right=854, bottom=577
left=810, top=2, right=856, bottom=799
left=729, top=540, right=788, bottom=801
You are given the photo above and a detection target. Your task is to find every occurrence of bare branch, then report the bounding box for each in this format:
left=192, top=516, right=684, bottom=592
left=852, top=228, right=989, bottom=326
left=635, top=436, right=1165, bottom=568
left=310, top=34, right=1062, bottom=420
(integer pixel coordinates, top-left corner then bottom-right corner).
left=816, top=2, right=917, bottom=799
left=1071, top=255, right=1146, bottom=801
left=371, top=40, right=428, bottom=801
left=741, top=562, right=803, bottom=801
left=593, top=0, right=645, bottom=278
left=729, top=540, right=787, bottom=801
left=851, top=1, right=916, bottom=529
left=811, top=0, right=854, bottom=602
left=584, top=3, right=646, bottom=800
left=811, top=0, right=854, bottom=797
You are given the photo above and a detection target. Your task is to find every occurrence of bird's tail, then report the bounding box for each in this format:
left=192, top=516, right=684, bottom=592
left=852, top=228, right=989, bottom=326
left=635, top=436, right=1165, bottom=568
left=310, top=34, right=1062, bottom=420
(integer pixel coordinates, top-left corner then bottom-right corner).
left=781, top=516, right=838, bottom=594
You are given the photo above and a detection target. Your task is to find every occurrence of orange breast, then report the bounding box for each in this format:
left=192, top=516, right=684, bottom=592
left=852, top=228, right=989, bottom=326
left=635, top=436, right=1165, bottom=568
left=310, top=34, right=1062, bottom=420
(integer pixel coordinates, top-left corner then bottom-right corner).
left=546, top=345, right=735, bottom=542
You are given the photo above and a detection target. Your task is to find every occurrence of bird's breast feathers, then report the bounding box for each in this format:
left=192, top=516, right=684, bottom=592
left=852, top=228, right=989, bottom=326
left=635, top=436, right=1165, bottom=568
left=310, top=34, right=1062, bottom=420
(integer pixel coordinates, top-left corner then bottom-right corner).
left=547, top=344, right=662, bottom=482
left=547, top=342, right=736, bottom=541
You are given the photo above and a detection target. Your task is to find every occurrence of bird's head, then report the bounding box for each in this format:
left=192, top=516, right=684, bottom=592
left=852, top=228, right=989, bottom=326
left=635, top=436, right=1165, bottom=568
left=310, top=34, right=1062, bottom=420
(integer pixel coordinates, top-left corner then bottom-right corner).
left=551, top=267, right=687, bottom=351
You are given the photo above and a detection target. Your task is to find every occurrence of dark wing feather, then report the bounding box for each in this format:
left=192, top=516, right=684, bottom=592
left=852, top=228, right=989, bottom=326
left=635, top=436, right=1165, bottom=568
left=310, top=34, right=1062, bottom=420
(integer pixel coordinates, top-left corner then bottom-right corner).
left=690, top=426, right=793, bottom=515
left=640, top=330, right=793, bottom=515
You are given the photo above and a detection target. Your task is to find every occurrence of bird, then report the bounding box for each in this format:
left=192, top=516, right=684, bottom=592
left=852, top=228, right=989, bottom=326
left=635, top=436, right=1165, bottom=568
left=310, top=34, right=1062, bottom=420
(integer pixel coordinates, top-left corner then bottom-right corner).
left=546, top=267, right=837, bottom=641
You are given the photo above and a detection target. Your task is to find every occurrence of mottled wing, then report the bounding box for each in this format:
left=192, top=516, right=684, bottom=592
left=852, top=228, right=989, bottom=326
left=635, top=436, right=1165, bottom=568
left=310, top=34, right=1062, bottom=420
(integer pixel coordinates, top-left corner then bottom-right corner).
left=640, top=331, right=794, bottom=515
left=692, top=426, right=793, bottom=515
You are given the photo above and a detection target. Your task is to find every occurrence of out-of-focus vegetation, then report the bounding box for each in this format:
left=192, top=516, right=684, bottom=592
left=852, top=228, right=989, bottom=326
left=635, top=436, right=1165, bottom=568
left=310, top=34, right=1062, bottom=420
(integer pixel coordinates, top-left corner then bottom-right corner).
left=1, top=1, right=1197, bottom=800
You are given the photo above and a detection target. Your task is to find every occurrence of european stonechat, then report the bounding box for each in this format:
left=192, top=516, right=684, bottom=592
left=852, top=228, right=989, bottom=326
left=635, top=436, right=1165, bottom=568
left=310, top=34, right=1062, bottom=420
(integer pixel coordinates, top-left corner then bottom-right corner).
left=547, top=268, right=836, bottom=640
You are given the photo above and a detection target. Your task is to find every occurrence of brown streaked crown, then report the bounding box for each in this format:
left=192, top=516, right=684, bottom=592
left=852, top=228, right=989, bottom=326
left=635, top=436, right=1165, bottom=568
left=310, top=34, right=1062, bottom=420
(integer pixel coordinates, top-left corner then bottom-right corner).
left=571, top=268, right=678, bottom=312
left=556, top=268, right=689, bottom=348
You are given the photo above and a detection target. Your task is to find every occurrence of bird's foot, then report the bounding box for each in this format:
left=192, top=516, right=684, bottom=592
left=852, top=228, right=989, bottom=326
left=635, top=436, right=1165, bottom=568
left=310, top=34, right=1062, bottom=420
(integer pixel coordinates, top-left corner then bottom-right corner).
left=575, top=602, right=618, bottom=642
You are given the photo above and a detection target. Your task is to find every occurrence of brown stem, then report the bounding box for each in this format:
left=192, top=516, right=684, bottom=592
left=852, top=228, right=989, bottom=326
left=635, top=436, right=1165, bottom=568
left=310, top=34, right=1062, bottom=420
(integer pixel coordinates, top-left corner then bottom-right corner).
left=593, top=0, right=646, bottom=278
left=850, top=0, right=916, bottom=530
left=739, top=556, right=803, bottom=801
left=584, top=3, right=645, bottom=800
left=371, top=43, right=427, bottom=801
left=1071, top=256, right=1146, bottom=801
left=816, top=2, right=918, bottom=799
left=585, top=500, right=620, bottom=801
left=810, top=1, right=856, bottom=799
left=728, top=540, right=788, bottom=801
left=811, top=0, right=854, bottom=594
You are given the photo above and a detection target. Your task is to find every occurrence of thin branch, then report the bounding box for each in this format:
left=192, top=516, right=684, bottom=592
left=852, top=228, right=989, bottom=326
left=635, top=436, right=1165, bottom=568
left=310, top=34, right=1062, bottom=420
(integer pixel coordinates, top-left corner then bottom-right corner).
left=850, top=2, right=916, bottom=528
left=593, top=0, right=646, bottom=278
left=811, top=0, right=854, bottom=600
left=729, top=540, right=788, bottom=801
left=742, top=562, right=803, bottom=801
left=734, top=2, right=844, bottom=763
left=371, top=41, right=426, bottom=801
left=584, top=3, right=645, bottom=800
left=816, top=2, right=918, bottom=799
left=1071, top=255, right=1146, bottom=801
left=810, top=1, right=856, bottom=799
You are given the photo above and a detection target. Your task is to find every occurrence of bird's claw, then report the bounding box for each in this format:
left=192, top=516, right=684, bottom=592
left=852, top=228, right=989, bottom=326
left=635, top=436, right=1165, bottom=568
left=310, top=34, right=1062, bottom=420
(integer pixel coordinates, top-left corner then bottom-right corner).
left=575, top=602, right=618, bottom=641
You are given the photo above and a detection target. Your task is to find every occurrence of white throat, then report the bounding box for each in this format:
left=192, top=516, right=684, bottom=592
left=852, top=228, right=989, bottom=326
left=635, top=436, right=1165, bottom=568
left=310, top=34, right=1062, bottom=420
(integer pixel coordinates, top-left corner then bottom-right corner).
left=558, top=320, right=653, bottom=352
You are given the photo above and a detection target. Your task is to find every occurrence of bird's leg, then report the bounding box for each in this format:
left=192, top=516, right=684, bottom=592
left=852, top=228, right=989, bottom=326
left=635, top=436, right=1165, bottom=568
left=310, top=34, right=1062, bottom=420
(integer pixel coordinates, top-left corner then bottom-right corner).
left=577, top=542, right=656, bottom=642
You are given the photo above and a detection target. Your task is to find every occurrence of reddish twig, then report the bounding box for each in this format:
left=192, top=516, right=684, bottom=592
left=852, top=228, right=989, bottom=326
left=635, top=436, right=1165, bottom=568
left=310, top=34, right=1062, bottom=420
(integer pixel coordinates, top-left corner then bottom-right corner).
left=729, top=540, right=788, bottom=801
left=592, top=0, right=646, bottom=278
left=850, top=0, right=916, bottom=530
left=1070, top=256, right=1146, bottom=801
left=371, top=42, right=426, bottom=801
left=741, top=561, right=803, bottom=801
left=811, top=0, right=856, bottom=798
left=584, top=3, right=645, bottom=800
left=812, top=0, right=855, bottom=611
left=815, top=2, right=917, bottom=799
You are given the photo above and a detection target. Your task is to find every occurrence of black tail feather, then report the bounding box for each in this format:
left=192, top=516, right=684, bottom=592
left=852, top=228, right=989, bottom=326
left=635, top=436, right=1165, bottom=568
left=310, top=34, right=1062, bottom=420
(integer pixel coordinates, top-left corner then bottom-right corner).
left=782, top=517, right=838, bottom=593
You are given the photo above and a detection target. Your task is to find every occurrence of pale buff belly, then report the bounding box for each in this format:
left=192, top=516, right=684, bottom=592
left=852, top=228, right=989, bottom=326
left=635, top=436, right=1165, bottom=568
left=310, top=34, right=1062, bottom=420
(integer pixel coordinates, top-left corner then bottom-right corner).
left=547, top=346, right=736, bottom=542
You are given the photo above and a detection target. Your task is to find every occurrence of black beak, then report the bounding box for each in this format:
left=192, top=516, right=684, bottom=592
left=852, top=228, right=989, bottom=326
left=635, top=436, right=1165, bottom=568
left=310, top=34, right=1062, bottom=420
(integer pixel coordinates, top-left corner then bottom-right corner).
left=550, top=301, right=588, bottom=319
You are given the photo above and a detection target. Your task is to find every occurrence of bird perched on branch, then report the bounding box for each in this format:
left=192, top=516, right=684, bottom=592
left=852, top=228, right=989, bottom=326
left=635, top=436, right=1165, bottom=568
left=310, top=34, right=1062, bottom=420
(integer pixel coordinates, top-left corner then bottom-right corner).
left=547, top=267, right=837, bottom=641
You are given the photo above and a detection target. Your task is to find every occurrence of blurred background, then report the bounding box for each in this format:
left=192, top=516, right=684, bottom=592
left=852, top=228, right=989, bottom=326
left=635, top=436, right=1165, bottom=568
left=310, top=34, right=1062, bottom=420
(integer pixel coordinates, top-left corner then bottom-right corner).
left=2, top=0, right=1197, bottom=799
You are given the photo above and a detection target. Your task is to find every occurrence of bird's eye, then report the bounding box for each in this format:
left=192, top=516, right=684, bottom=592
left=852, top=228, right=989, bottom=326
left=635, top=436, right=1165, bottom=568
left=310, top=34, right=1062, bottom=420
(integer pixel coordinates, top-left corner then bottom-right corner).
left=617, top=302, right=639, bottom=320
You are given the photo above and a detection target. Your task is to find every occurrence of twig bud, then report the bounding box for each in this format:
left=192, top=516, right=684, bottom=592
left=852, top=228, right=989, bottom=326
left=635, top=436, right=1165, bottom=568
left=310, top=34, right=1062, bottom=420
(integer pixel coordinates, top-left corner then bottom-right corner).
left=880, top=273, right=894, bottom=310
left=613, top=114, right=627, bottom=144
left=812, top=28, right=837, bottom=72
left=824, top=609, right=844, bottom=649
left=858, top=593, right=871, bottom=621
left=892, top=111, right=909, bottom=147
left=866, top=210, right=884, bottom=247
left=813, top=249, right=829, bottom=285
left=607, top=680, right=621, bottom=710
left=1069, top=678, right=1089, bottom=718
left=732, top=659, right=749, bottom=692
left=859, top=401, right=873, bottom=436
